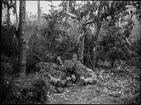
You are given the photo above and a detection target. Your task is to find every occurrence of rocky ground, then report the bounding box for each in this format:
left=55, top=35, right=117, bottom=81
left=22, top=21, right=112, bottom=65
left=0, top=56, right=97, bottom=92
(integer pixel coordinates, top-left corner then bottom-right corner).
left=2, top=61, right=140, bottom=104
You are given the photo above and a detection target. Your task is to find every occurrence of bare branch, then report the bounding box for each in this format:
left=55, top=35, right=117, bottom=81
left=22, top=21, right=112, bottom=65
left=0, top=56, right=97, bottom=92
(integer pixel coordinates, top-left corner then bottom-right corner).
left=64, top=11, right=77, bottom=18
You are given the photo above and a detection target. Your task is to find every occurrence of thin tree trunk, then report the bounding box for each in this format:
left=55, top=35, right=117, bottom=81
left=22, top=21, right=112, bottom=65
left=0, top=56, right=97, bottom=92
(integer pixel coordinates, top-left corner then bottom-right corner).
left=77, top=1, right=86, bottom=64
left=93, top=21, right=101, bottom=69
left=18, top=0, right=27, bottom=76
left=73, top=1, right=75, bottom=8
left=67, top=1, right=69, bottom=12
left=15, top=0, right=18, bottom=28
left=37, top=0, right=40, bottom=37
left=78, top=32, right=84, bottom=63
left=6, top=7, right=10, bottom=27
left=1, top=0, right=2, bottom=26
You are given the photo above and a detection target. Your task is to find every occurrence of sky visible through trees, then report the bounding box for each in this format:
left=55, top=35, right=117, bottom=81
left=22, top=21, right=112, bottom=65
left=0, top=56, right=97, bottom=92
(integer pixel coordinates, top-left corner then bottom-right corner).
left=9, top=1, right=61, bottom=23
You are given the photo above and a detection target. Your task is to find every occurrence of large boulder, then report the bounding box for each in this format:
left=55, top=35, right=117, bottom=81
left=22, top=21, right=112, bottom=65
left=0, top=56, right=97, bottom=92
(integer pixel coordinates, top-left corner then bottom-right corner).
left=62, top=59, right=98, bottom=85
left=74, top=60, right=97, bottom=78
left=62, top=60, right=97, bottom=78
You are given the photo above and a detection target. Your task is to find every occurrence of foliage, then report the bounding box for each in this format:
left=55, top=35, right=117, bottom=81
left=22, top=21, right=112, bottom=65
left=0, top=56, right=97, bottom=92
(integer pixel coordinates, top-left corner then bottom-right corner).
left=41, top=10, right=78, bottom=58
left=2, top=0, right=16, bottom=15
left=2, top=74, right=49, bottom=104
left=97, top=24, right=133, bottom=67
left=26, top=33, right=44, bottom=73
left=126, top=38, right=141, bottom=68
left=1, top=55, right=14, bottom=103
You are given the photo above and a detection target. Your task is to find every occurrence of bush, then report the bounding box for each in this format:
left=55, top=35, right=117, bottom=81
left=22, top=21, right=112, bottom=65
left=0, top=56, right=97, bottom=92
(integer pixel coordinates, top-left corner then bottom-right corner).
left=26, top=21, right=77, bottom=73
left=1, top=54, right=14, bottom=102
left=97, top=26, right=133, bottom=67
left=126, top=57, right=141, bottom=69
left=2, top=74, right=49, bottom=104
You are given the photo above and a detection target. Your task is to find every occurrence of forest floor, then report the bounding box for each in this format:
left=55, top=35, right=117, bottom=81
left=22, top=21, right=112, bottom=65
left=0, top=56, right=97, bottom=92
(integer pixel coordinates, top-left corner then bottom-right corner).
left=46, top=66, right=140, bottom=104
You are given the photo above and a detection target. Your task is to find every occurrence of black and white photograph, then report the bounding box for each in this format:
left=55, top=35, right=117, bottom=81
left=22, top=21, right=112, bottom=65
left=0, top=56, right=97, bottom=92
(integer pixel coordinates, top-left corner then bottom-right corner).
left=1, top=0, right=141, bottom=104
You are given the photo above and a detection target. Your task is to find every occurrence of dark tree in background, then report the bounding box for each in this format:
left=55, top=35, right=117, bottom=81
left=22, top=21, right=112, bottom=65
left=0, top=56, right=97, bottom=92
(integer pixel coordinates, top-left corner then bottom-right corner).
left=18, top=1, right=27, bottom=76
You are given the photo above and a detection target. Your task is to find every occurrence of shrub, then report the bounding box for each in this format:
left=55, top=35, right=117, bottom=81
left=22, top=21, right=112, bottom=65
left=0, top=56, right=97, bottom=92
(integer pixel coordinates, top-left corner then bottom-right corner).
left=2, top=74, right=49, bottom=104
left=97, top=26, right=133, bottom=67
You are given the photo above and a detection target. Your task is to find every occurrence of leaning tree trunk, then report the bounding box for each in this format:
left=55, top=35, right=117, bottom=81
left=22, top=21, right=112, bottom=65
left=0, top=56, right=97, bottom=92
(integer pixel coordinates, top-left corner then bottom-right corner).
left=18, top=0, right=27, bottom=76
left=92, top=21, right=101, bottom=69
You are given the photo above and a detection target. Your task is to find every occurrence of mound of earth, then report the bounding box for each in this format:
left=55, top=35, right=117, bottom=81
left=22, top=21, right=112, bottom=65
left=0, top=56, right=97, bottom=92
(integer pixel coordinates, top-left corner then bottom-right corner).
left=36, top=61, right=99, bottom=86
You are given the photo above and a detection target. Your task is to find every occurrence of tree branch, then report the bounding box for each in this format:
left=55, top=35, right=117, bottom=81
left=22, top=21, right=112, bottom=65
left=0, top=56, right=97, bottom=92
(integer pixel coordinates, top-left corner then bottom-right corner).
left=64, top=11, right=77, bottom=19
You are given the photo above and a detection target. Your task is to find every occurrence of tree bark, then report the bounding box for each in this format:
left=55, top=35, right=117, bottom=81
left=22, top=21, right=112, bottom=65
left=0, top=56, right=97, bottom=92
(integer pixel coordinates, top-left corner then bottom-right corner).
left=18, top=0, right=27, bottom=76
left=92, top=21, right=101, bottom=69
left=67, top=1, right=69, bottom=12
left=78, top=32, right=84, bottom=63
left=37, top=0, right=40, bottom=37
left=73, top=1, right=75, bottom=8
left=15, top=0, right=18, bottom=28
left=1, top=0, right=2, bottom=26
left=6, top=6, right=10, bottom=27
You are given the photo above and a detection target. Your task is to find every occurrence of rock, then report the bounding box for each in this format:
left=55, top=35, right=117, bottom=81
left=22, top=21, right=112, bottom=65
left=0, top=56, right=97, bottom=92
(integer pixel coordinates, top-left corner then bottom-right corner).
left=61, top=59, right=98, bottom=86
left=48, top=74, right=61, bottom=86
left=80, top=76, right=97, bottom=85
left=27, top=92, right=34, bottom=97
left=66, top=77, right=71, bottom=81
left=56, top=87, right=64, bottom=93
left=60, top=79, right=67, bottom=87
left=71, top=74, right=76, bottom=82
left=74, top=61, right=95, bottom=78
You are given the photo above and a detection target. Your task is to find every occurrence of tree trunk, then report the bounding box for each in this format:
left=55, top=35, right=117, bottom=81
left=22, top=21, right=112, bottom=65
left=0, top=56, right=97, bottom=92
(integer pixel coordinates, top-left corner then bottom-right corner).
left=6, top=7, right=10, bottom=27
left=67, top=1, right=69, bottom=12
left=18, top=0, right=27, bottom=76
left=1, top=0, right=2, bottom=25
left=73, top=1, right=75, bottom=8
left=92, top=21, right=101, bottom=69
left=15, top=0, right=18, bottom=28
left=37, top=0, right=40, bottom=37
left=78, top=32, right=84, bottom=63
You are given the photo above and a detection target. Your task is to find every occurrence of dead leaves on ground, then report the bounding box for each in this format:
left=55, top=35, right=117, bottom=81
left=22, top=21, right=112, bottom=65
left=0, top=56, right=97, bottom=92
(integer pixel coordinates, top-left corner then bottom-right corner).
left=46, top=65, right=140, bottom=104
